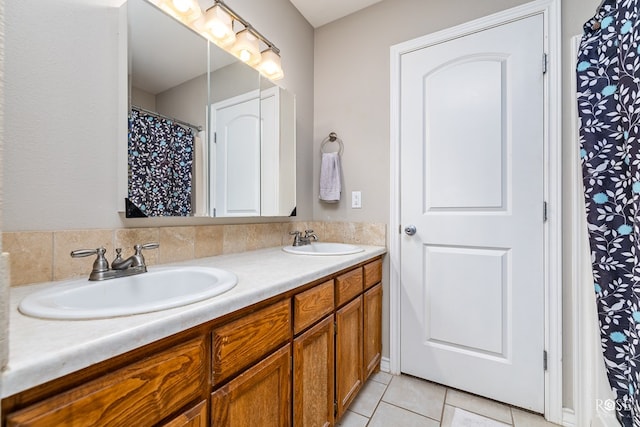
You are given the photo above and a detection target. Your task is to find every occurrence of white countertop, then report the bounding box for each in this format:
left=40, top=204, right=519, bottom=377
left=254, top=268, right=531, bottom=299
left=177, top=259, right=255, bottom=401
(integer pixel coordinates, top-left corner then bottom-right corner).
left=1, top=245, right=386, bottom=398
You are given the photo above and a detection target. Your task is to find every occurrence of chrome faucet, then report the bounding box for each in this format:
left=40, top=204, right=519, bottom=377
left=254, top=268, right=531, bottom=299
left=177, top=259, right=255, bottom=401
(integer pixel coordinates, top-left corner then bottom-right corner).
left=71, top=242, right=159, bottom=281
left=289, top=230, right=319, bottom=246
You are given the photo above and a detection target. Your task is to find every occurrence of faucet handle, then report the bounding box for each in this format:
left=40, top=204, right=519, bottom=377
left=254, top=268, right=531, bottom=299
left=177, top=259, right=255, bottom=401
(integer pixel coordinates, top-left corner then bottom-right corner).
left=137, top=242, right=159, bottom=251
left=133, top=242, right=159, bottom=254
left=70, top=247, right=109, bottom=273
left=130, top=242, right=159, bottom=268
left=289, top=231, right=302, bottom=246
left=304, top=229, right=315, bottom=236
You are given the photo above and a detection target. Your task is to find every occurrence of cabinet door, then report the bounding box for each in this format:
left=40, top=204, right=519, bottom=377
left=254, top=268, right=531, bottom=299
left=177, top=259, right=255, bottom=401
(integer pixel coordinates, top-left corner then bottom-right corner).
left=212, top=345, right=291, bottom=427
left=161, top=400, right=207, bottom=427
left=335, top=296, right=363, bottom=419
left=363, top=283, right=382, bottom=380
left=293, top=316, right=334, bottom=427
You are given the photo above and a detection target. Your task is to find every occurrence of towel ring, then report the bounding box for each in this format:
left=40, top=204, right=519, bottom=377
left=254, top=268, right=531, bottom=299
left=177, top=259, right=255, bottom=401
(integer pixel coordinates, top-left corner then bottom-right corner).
left=320, top=132, right=344, bottom=155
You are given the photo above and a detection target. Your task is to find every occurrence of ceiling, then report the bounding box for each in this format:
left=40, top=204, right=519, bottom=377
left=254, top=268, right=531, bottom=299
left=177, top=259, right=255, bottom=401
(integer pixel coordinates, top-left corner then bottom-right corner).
left=288, top=0, right=383, bottom=28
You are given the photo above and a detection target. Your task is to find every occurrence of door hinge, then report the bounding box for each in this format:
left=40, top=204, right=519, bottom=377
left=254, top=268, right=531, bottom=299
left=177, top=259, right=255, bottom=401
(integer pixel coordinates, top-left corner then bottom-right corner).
left=543, top=350, right=548, bottom=371
left=213, top=208, right=217, bottom=217
left=399, top=224, right=402, bottom=234
left=543, top=201, right=548, bottom=222
left=334, top=400, right=338, bottom=417
left=334, top=321, right=337, bottom=335
left=214, top=132, right=217, bottom=143
left=542, top=53, right=548, bottom=74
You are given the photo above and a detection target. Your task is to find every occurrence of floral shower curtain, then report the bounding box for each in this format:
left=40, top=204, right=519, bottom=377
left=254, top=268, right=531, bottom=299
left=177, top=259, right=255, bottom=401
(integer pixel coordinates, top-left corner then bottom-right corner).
left=128, top=109, right=194, bottom=217
left=578, top=1, right=640, bottom=425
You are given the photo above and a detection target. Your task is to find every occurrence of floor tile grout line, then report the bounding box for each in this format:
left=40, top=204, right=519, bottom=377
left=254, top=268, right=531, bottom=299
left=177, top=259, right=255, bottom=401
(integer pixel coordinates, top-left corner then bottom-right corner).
left=377, top=399, right=442, bottom=424
left=363, top=375, right=390, bottom=425
left=440, top=388, right=449, bottom=426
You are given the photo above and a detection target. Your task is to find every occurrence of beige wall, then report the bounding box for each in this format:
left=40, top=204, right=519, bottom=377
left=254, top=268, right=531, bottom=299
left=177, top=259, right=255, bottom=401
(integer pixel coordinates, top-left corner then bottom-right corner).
left=313, top=0, right=604, bottom=413
left=3, top=0, right=314, bottom=231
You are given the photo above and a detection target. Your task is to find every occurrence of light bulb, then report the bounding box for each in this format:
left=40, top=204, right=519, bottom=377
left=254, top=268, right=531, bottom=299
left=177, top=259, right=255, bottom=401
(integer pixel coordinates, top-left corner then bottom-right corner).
left=172, top=0, right=192, bottom=13
left=231, top=29, right=261, bottom=66
left=201, top=5, right=236, bottom=47
left=258, top=49, right=284, bottom=80
left=239, top=49, right=251, bottom=62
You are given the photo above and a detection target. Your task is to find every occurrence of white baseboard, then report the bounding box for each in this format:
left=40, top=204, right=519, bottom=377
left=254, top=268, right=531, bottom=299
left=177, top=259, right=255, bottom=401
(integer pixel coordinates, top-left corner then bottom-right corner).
left=380, top=357, right=390, bottom=373
left=562, top=408, right=576, bottom=427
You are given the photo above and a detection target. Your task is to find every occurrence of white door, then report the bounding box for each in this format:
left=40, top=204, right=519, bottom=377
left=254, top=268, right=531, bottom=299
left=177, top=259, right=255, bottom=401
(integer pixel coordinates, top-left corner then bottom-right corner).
left=400, top=14, right=545, bottom=412
left=210, top=92, right=261, bottom=217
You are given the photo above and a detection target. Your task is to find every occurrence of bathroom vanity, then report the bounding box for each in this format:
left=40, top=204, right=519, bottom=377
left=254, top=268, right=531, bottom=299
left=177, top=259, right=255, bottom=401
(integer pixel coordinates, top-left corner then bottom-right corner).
left=0, top=246, right=385, bottom=426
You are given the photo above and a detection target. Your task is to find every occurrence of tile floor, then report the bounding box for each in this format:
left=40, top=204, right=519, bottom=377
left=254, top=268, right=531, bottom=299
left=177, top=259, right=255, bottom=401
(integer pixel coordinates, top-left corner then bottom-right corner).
left=337, top=372, right=561, bottom=427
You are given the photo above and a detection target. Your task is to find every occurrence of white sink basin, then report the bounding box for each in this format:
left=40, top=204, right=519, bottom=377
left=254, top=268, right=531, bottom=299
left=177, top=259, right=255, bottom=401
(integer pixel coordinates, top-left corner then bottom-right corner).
left=19, top=266, right=237, bottom=320
left=282, top=242, right=364, bottom=256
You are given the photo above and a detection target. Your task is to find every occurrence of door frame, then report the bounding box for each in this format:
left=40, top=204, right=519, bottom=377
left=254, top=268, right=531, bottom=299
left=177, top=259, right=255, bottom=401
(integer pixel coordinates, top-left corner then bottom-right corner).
left=389, top=0, right=562, bottom=422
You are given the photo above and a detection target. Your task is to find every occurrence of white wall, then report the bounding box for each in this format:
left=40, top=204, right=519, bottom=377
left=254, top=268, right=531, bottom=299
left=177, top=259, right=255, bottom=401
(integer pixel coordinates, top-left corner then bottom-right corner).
left=3, top=0, right=314, bottom=231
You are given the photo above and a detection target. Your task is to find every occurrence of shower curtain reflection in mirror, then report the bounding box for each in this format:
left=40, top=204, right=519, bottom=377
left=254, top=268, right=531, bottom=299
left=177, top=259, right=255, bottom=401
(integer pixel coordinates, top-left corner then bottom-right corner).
left=127, top=109, right=194, bottom=217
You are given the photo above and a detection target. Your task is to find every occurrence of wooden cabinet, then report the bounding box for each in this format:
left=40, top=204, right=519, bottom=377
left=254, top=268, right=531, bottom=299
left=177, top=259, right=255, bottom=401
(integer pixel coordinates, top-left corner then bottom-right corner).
left=335, top=267, right=363, bottom=307
left=293, top=279, right=334, bottom=334
left=3, top=256, right=384, bottom=427
left=335, top=297, right=364, bottom=419
left=211, top=345, right=291, bottom=427
left=363, top=259, right=382, bottom=291
left=162, top=400, right=208, bottom=427
left=363, top=283, right=383, bottom=380
left=293, top=316, right=335, bottom=427
left=6, top=337, right=206, bottom=427
left=212, top=299, right=291, bottom=385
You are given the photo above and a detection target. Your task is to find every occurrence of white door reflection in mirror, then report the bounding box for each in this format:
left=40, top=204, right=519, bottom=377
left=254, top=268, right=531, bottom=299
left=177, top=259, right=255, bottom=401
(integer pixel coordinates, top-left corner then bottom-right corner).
left=210, top=91, right=261, bottom=217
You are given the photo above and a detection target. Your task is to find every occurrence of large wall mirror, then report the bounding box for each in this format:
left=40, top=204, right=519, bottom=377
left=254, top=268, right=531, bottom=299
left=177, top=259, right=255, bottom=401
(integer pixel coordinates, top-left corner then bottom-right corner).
left=125, top=0, right=296, bottom=218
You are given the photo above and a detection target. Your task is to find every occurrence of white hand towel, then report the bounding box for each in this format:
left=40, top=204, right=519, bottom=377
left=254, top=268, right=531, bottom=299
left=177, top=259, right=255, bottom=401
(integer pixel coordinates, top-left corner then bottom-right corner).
left=319, top=152, right=342, bottom=202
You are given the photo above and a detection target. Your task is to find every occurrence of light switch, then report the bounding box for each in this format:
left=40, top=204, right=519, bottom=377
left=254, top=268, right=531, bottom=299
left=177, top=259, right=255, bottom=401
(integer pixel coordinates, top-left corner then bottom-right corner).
left=352, top=191, right=362, bottom=209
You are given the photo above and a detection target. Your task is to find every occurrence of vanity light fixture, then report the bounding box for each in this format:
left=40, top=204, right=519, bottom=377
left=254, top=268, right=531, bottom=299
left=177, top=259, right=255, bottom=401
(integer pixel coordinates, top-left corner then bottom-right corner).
left=197, top=4, right=236, bottom=48
left=231, top=28, right=262, bottom=66
left=258, top=48, right=284, bottom=80
left=148, top=0, right=284, bottom=80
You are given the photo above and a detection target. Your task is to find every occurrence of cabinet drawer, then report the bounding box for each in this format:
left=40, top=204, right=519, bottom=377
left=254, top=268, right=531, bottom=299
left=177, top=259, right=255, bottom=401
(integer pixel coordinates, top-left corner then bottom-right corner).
left=363, top=259, right=382, bottom=290
left=294, top=280, right=334, bottom=334
left=6, top=337, right=206, bottom=427
left=335, top=267, right=363, bottom=307
left=213, top=299, right=291, bottom=384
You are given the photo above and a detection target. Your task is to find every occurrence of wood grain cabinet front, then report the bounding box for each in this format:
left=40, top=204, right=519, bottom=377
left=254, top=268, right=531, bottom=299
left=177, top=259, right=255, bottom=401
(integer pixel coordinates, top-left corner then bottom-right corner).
left=293, top=315, right=335, bottom=427
left=293, top=279, right=334, bottom=334
left=363, top=259, right=382, bottom=291
left=211, top=345, right=291, bottom=427
left=335, top=296, right=363, bottom=420
left=363, top=283, right=383, bottom=381
left=5, top=337, right=207, bottom=427
left=335, top=267, right=363, bottom=307
left=212, top=299, right=291, bottom=385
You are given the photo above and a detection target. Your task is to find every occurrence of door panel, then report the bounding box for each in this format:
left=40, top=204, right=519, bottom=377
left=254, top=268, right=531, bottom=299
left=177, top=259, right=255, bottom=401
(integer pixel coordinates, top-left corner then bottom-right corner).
left=210, top=92, right=260, bottom=217
left=425, top=58, right=507, bottom=210
left=400, top=14, right=544, bottom=412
